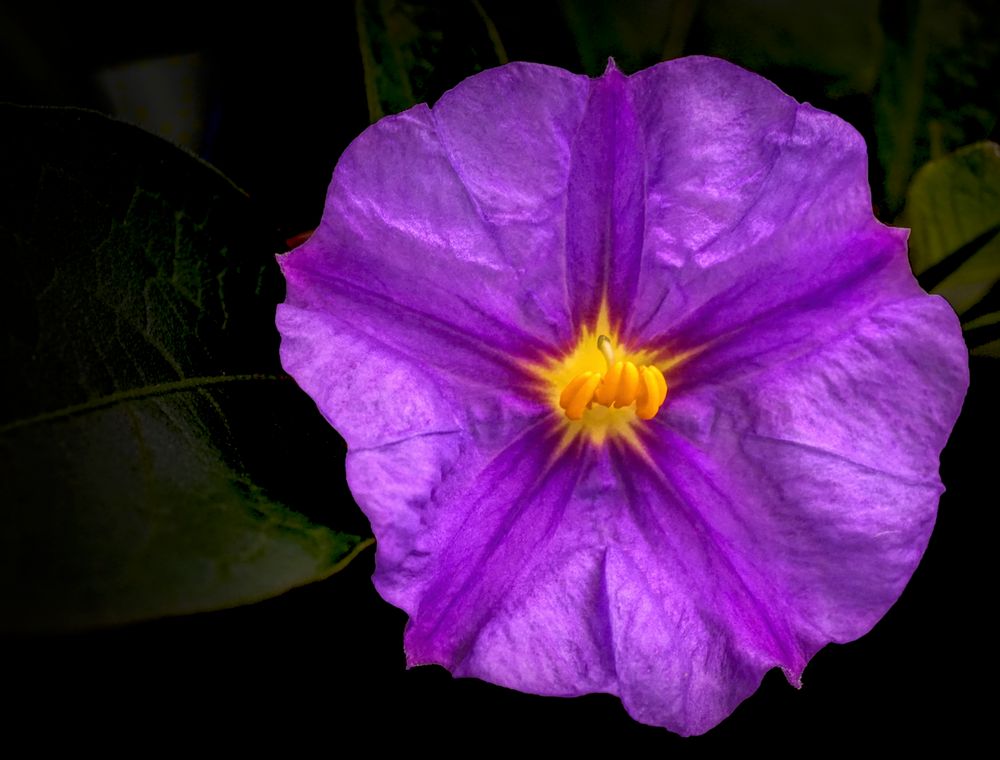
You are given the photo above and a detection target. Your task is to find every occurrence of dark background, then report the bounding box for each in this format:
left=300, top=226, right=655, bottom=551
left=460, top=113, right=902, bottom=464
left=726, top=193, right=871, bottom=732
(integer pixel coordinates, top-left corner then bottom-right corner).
left=2, top=0, right=995, bottom=750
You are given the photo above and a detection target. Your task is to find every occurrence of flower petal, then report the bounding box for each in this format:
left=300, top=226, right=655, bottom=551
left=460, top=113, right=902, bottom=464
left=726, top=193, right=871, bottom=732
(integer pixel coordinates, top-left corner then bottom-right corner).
left=387, top=428, right=801, bottom=736
left=277, top=286, right=546, bottom=611
left=386, top=291, right=964, bottom=735
left=276, top=57, right=969, bottom=738
left=398, top=423, right=614, bottom=687
left=561, top=61, right=647, bottom=330
left=654, top=290, right=967, bottom=649
left=283, top=63, right=594, bottom=358
left=618, top=57, right=905, bottom=361
left=411, top=60, right=649, bottom=341
left=395, top=428, right=625, bottom=699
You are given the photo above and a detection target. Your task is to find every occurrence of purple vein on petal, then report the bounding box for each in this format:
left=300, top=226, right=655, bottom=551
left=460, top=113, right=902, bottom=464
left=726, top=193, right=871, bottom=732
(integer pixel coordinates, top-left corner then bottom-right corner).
left=648, top=231, right=909, bottom=392
left=565, top=64, right=645, bottom=332
left=744, top=433, right=940, bottom=488
left=404, top=418, right=585, bottom=671
left=281, top=254, right=546, bottom=390
left=611, top=431, right=807, bottom=678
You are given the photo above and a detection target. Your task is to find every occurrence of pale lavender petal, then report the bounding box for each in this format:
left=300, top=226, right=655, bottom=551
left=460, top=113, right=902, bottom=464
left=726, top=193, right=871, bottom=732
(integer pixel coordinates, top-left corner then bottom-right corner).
left=282, top=63, right=594, bottom=361
left=392, top=287, right=965, bottom=735
left=391, top=428, right=804, bottom=736
left=601, top=443, right=800, bottom=735
left=277, top=288, right=544, bottom=610
left=428, top=60, right=646, bottom=340
left=655, top=292, right=968, bottom=651
left=429, top=63, right=590, bottom=344
left=621, top=57, right=906, bottom=365
left=399, top=423, right=606, bottom=679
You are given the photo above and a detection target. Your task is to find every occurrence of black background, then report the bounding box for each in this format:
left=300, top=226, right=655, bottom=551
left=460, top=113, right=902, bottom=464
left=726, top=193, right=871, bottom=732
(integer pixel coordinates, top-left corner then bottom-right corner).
left=2, top=0, right=994, bottom=750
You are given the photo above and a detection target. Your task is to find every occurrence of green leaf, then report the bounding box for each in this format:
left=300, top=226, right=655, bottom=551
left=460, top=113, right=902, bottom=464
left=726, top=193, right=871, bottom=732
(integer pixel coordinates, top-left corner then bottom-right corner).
left=875, top=0, right=999, bottom=214
left=560, top=0, right=880, bottom=85
left=971, top=340, right=1000, bottom=358
left=695, top=0, right=882, bottom=94
left=963, top=310, right=1000, bottom=357
left=962, top=310, right=1000, bottom=332
left=0, top=105, right=370, bottom=633
left=906, top=141, right=1000, bottom=319
left=354, top=0, right=506, bottom=121
left=560, top=0, right=680, bottom=75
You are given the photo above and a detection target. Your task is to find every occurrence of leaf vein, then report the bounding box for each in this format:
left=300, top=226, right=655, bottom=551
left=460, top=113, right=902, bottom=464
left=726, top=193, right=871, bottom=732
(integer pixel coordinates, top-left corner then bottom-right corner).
left=0, top=374, right=288, bottom=434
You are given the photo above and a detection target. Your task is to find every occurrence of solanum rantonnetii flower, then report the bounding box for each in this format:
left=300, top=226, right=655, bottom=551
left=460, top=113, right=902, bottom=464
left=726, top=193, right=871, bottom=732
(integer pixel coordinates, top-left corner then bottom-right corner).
left=276, top=57, right=968, bottom=735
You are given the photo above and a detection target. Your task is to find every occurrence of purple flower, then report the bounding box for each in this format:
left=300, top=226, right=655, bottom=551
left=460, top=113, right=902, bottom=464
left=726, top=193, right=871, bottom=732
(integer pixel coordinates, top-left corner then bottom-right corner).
left=276, top=57, right=968, bottom=735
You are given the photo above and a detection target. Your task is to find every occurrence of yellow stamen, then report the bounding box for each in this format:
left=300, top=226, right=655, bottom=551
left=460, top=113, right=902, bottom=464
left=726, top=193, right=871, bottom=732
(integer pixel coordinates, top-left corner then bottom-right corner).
left=558, top=335, right=668, bottom=422
left=559, top=372, right=593, bottom=409
left=562, top=371, right=603, bottom=420
left=635, top=367, right=658, bottom=420
left=594, top=360, right=623, bottom=405
left=614, top=361, right=639, bottom=408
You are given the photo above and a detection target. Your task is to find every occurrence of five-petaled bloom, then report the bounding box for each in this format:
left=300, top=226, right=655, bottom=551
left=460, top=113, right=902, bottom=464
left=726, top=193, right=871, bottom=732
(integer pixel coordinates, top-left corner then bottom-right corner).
left=276, top=57, right=968, bottom=735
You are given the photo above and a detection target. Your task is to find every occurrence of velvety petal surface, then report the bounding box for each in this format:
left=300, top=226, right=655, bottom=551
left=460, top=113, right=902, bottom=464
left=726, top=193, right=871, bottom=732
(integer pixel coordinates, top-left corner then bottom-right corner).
left=654, top=293, right=967, bottom=649
left=277, top=287, right=545, bottom=613
left=277, top=56, right=968, bottom=737
left=282, top=62, right=595, bottom=359
left=278, top=62, right=598, bottom=607
left=399, top=433, right=802, bottom=735
left=391, top=287, right=965, bottom=736
left=616, top=59, right=923, bottom=381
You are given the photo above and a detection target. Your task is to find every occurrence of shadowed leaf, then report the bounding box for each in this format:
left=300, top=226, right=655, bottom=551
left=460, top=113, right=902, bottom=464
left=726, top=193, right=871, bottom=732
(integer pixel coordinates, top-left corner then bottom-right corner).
left=354, top=0, right=506, bottom=120
left=696, top=0, right=881, bottom=94
left=906, top=141, right=1000, bottom=322
left=875, top=0, right=999, bottom=214
left=560, top=0, right=695, bottom=75
left=0, top=105, right=370, bottom=633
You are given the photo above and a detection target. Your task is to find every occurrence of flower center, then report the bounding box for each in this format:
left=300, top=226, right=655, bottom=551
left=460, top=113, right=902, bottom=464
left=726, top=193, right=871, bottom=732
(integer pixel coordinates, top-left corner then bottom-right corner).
left=527, top=304, right=671, bottom=446
left=558, top=335, right=667, bottom=421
